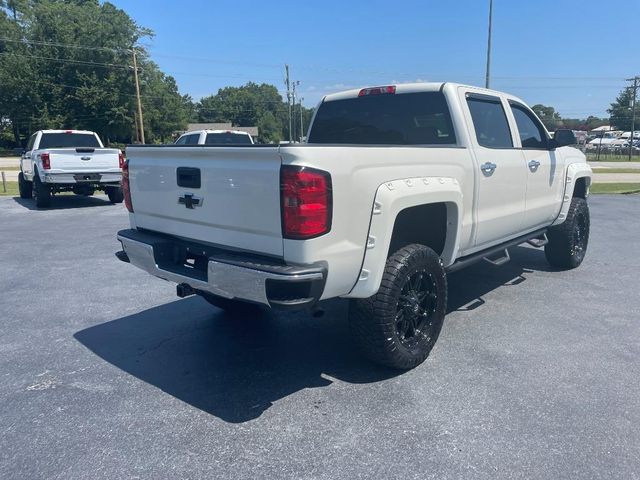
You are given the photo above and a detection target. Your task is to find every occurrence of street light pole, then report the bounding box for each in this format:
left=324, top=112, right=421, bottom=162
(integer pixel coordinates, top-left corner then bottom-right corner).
left=485, top=0, right=493, bottom=89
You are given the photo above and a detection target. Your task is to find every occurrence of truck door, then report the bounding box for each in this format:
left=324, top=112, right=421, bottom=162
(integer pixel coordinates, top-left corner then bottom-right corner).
left=507, top=101, right=565, bottom=229
left=22, top=133, right=37, bottom=177
left=462, top=91, right=527, bottom=247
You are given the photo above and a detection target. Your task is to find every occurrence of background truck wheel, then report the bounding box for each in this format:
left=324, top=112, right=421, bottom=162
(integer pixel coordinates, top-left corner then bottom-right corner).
left=349, top=244, right=447, bottom=370
left=198, top=291, right=263, bottom=318
left=545, top=197, right=590, bottom=269
left=18, top=172, right=32, bottom=199
left=106, top=186, right=124, bottom=204
left=32, top=172, right=52, bottom=208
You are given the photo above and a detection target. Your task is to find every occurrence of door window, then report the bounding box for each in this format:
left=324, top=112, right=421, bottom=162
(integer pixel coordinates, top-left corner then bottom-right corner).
left=176, top=133, right=200, bottom=145
left=510, top=103, right=549, bottom=149
left=26, top=134, right=36, bottom=151
left=466, top=95, right=513, bottom=148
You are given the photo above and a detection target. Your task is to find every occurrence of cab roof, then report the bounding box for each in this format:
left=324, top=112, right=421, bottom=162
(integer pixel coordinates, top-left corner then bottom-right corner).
left=322, top=82, right=524, bottom=104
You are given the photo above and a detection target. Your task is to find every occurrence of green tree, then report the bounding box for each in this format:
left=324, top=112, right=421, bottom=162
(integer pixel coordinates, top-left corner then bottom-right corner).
left=0, top=0, right=190, bottom=146
left=195, top=82, right=314, bottom=143
left=531, top=104, right=562, bottom=130
left=608, top=88, right=635, bottom=131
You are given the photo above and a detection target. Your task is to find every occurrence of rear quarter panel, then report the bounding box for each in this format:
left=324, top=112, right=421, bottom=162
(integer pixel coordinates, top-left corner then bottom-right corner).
left=279, top=145, right=475, bottom=299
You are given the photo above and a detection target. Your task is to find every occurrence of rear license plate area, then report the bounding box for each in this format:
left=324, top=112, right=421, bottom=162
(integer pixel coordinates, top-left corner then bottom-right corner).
left=74, top=173, right=102, bottom=182
left=155, top=242, right=208, bottom=281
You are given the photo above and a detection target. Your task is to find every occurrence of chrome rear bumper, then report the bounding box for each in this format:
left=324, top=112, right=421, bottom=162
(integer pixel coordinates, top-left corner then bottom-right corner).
left=116, top=229, right=326, bottom=309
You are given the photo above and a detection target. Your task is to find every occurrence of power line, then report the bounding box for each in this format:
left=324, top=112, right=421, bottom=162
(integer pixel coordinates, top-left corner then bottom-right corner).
left=0, top=37, right=131, bottom=53
left=0, top=51, right=131, bottom=69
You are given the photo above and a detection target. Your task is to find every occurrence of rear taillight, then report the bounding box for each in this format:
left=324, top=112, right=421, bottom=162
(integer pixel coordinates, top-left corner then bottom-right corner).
left=122, top=160, right=133, bottom=212
left=118, top=151, right=125, bottom=169
left=40, top=153, right=50, bottom=169
left=281, top=165, right=332, bottom=239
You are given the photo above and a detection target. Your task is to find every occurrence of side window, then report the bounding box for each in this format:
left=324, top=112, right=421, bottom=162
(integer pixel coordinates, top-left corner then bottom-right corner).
left=466, top=95, right=513, bottom=148
left=175, top=135, right=188, bottom=145
left=184, top=134, right=200, bottom=145
left=510, top=103, right=548, bottom=149
left=26, top=134, right=36, bottom=151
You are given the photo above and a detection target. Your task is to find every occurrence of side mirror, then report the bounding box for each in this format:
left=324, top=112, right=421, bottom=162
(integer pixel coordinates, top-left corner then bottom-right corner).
left=550, top=129, right=576, bottom=148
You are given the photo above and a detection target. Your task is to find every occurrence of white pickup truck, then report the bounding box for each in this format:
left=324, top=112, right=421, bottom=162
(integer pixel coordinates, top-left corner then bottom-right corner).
left=116, top=83, right=592, bottom=369
left=18, top=130, right=124, bottom=208
left=175, top=129, right=254, bottom=145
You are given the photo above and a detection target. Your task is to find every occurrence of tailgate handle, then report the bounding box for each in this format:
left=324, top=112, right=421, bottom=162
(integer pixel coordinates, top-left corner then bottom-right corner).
left=76, top=148, right=95, bottom=153
left=177, top=167, right=201, bottom=189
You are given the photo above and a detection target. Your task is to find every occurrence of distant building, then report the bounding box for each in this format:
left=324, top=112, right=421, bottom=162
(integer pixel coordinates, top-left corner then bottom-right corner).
left=182, top=123, right=259, bottom=141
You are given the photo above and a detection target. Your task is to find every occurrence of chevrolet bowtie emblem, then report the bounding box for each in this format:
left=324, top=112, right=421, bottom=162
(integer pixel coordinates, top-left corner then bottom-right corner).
left=178, top=193, right=202, bottom=209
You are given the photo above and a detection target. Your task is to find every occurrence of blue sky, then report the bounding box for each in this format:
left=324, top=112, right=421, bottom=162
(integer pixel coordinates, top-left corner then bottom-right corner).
left=110, top=0, right=639, bottom=118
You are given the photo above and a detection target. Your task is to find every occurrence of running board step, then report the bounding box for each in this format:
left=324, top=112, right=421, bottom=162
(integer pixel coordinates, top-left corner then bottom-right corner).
left=483, top=249, right=511, bottom=267
left=527, top=233, right=548, bottom=248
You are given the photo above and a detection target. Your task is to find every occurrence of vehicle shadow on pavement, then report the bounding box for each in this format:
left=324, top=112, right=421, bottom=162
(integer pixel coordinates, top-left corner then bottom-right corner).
left=447, top=245, right=553, bottom=312
left=74, top=296, right=399, bottom=423
left=74, top=245, right=552, bottom=424
left=12, top=195, right=116, bottom=210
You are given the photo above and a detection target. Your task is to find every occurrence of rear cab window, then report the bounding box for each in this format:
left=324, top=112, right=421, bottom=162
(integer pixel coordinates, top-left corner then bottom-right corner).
left=38, top=133, right=101, bottom=149
left=465, top=94, right=513, bottom=148
left=308, top=91, right=456, bottom=145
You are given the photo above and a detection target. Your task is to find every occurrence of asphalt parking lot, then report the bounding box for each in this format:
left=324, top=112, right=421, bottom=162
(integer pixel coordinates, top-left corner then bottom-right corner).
left=1, top=194, right=639, bottom=479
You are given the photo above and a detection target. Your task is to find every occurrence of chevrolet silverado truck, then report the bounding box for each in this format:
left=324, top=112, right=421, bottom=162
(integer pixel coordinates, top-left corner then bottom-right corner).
left=18, top=129, right=124, bottom=208
left=116, top=83, right=592, bottom=369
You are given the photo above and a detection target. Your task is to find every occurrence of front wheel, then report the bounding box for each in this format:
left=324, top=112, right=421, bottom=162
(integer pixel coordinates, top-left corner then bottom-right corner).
left=18, top=172, right=32, bottom=199
left=32, top=172, right=51, bottom=208
left=545, top=197, right=590, bottom=269
left=349, top=244, right=447, bottom=370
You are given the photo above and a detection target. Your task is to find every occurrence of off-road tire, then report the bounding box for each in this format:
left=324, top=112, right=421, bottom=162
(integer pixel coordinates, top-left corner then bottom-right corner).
left=349, top=244, right=447, bottom=370
left=18, top=172, right=32, bottom=199
left=198, top=291, right=263, bottom=318
left=32, top=171, right=52, bottom=208
left=106, top=186, right=124, bottom=204
left=545, top=197, right=589, bottom=269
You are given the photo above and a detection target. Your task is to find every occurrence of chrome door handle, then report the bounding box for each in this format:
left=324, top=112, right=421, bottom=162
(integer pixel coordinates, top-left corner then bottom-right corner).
left=528, top=160, right=540, bottom=172
left=481, top=162, right=497, bottom=176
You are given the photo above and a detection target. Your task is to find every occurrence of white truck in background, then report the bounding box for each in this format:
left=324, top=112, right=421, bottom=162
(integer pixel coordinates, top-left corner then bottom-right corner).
left=18, top=130, right=124, bottom=208
left=116, top=82, right=592, bottom=370
left=175, top=129, right=254, bottom=145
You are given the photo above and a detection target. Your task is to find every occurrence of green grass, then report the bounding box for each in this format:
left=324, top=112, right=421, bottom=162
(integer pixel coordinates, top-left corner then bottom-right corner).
left=590, top=183, right=640, bottom=194
left=592, top=168, right=640, bottom=174
left=0, top=181, right=18, bottom=196
left=587, top=153, right=640, bottom=162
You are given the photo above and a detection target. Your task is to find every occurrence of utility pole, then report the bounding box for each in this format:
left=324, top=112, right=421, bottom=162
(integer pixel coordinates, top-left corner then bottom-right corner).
left=299, top=97, right=305, bottom=142
left=132, top=47, right=145, bottom=144
left=485, top=0, right=493, bottom=89
left=626, top=76, right=639, bottom=161
left=285, top=65, right=292, bottom=143
left=292, top=81, right=300, bottom=142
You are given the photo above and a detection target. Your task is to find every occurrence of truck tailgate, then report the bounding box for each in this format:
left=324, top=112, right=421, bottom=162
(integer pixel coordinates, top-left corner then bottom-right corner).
left=126, top=146, right=284, bottom=257
left=46, top=148, right=120, bottom=171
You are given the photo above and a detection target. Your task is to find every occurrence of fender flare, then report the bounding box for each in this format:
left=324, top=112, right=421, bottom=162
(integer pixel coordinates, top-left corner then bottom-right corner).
left=346, top=176, right=463, bottom=299
left=552, top=163, right=592, bottom=226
